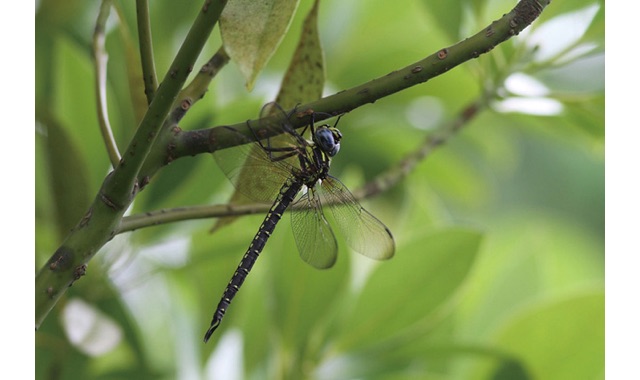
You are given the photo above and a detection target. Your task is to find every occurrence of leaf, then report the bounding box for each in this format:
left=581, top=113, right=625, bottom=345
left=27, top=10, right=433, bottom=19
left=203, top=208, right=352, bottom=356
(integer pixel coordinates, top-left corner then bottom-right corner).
left=419, top=0, right=464, bottom=41
left=36, top=33, right=95, bottom=241
left=581, top=2, right=604, bottom=50
left=220, top=0, right=300, bottom=90
left=489, top=291, right=604, bottom=380
left=524, top=4, right=602, bottom=63
left=420, top=0, right=484, bottom=42
left=211, top=0, right=325, bottom=232
left=275, top=0, right=325, bottom=108
left=44, top=117, right=93, bottom=239
left=565, top=94, right=605, bottom=141
left=336, top=227, right=483, bottom=351
left=268, top=225, right=350, bottom=350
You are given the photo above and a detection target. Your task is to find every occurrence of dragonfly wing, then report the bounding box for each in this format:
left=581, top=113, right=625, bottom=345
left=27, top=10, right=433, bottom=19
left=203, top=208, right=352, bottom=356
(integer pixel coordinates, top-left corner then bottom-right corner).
left=212, top=113, right=305, bottom=203
left=213, top=135, right=291, bottom=202
left=321, top=176, right=395, bottom=261
left=291, top=190, right=338, bottom=269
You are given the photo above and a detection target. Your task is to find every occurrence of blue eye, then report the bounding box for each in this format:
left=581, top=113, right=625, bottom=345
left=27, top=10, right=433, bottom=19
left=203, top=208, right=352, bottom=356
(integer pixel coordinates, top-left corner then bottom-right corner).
left=315, top=128, right=341, bottom=156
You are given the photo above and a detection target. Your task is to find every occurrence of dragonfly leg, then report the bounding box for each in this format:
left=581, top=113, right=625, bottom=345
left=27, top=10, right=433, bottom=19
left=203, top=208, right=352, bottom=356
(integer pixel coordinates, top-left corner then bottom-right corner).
left=245, top=119, right=312, bottom=165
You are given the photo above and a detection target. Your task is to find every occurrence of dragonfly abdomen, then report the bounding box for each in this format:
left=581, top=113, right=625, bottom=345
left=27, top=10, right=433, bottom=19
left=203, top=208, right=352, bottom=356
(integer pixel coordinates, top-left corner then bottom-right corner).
left=204, top=178, right=303, bottom=342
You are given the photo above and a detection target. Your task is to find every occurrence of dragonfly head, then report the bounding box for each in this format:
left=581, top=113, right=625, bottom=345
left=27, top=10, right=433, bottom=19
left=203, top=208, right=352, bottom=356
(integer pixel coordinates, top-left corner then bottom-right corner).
left=314, top=126, right=342, bottom=157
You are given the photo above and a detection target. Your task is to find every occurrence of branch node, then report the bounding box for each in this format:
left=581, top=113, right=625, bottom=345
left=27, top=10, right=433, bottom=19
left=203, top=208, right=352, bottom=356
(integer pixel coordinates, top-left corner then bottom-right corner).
left=48, top=247, right=75, bottom=273
left=73, top=264, right=88, bottom=280
left=99, top=191, right=119, bottom=210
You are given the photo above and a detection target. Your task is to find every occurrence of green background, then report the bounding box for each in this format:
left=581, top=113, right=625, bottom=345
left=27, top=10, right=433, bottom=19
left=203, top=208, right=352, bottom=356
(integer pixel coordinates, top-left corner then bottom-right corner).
left=35, top=0, right=604, bottom=379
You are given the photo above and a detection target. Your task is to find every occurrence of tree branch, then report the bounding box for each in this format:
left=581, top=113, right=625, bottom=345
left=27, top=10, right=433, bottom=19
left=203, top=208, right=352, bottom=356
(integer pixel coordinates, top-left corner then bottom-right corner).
left=118, top=203, right=270, bottom=233
left=117, top=96, right=486, bottom=233
left=35, top=0, right=550, bottom=330
left=172, top=0, right=550, bottom=159
left=35, top=0, right=230, bottom=330
left=177, top=46, right=230, bottom=111
left=136, top=47, right=231, bottom=182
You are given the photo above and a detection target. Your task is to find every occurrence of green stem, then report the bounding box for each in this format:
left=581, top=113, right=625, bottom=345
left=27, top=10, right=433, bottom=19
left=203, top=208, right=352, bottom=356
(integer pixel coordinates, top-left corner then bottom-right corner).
left=116, top=97, right=486, bottom=233
left=136, top=0, right=158, bottom=104
left=176, top=46, right=230, bottom=113
left=93, top=0, right=121, bottom=168
left=117, top=0, right=550, bottom=234
left=35, top=0, right=548, bottom=330
left=172, top=0, right=550, bottom=158
left=118, top=203, right=269, bottom=233
left=136, top=47, right=231, bottom=181
left=35, top=0, right=230, bottom=330
left=112, top=1, right=148, bottom=124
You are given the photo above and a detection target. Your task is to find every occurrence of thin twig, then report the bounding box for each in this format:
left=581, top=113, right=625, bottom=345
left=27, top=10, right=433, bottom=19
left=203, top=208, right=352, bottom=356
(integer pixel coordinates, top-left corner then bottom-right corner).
left=93, top=0, right=121, bottom=168
left=36, top=0, right=230, bottom=330
left=112, top=1, right=148, bottom=124
left=119, top=0, right=551, bottom=232
left=171, top=0, right=550, bottom=159
left=118, top=203, right=270, bottom=233
left=36, top=0, right=549, bottom=330
left=117, top=97, right=486, bottom=233
left=136, top=0, right=158, bottom=104
left=354, top=99, right=486, bottom=200
left=171, top=46, right=230, bottom=123
left=136, top=46, right=231, bottom=180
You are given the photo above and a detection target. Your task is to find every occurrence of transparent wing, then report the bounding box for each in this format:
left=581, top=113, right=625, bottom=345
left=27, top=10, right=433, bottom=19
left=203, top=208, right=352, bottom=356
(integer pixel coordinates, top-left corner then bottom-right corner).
left=321, top=176, right=395, bottom=261
left=212, top=104, right=303, bottom=203
left=290, top=189, right=338, bottom=269
left=212, top=133, right=291, bottom=202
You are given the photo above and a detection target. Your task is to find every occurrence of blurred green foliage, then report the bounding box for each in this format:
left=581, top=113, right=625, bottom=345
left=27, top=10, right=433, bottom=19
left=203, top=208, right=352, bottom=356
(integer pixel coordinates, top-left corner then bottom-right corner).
left=35, top=0, right=604, bottom=379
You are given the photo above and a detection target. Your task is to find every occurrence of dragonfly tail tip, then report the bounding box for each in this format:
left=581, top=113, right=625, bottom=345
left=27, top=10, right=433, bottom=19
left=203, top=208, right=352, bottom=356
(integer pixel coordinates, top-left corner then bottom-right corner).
left=203, top=320, right=221, bottom=343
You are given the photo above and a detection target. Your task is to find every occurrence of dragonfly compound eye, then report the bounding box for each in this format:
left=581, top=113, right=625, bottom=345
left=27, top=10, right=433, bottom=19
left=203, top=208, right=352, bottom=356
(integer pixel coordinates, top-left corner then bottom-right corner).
left=315, top=127, right=340, bottom=156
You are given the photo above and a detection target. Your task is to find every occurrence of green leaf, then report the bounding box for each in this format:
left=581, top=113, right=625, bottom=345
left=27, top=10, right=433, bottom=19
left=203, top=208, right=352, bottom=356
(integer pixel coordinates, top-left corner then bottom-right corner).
left=490, top=291, right=604, bottom=380
left=34, top=1, right=603, bottom=378
left=220, top=0, right=300, bottom=89
left=36, top=33, right=96, bottom=241
left=581, top=2, right=604, bottom=50
left=268, top=224, right=350, bottom=351
left=420, top=0, right=486, bottom=42
left=419, top=0, right=465, bottom=41
left=44, top=117, right=92, bottom=240
left=275, top=0, right=325, bottom=108
left=336, top=227, right=483, bottom=350
left=211, top=0, right=325, bottom=232
left=563, top=94, right=605, bottom=142
left=453, top=211, right=604, bottom=348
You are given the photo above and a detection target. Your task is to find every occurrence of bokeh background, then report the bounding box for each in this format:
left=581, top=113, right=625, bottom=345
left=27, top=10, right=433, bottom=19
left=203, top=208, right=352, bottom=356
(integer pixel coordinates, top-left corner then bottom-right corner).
left=35, top=0, right=604, bottom=379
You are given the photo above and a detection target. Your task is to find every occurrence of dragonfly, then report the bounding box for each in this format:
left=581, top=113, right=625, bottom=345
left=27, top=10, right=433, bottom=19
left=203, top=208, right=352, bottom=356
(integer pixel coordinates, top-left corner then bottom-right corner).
left=204, top=103, right=395, bottom=342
